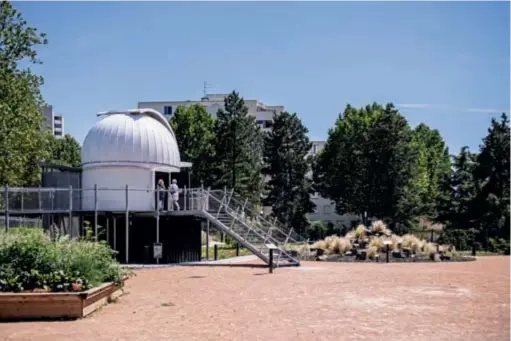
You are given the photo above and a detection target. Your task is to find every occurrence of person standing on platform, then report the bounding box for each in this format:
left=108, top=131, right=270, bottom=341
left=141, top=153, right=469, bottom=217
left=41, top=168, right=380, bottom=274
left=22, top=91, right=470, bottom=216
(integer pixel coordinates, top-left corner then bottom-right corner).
left=156, top=179, right=166, bottom=211
left=170, top=179, right=180, bottom=211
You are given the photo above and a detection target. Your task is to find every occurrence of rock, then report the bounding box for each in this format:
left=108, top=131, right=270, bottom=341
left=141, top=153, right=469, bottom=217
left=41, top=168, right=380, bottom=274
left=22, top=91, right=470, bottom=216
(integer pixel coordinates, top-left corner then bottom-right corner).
left=440, top=255, right=451, bottom=261
left=316, top=255, right=328, bottom=261
left=316, top=248, right=325, bottom=257
left=433, top=253, right=441, bottom=262
left=392, top=251, right=404, bottom=259
left=345, top=250, right=353, bottom=256
left=356, top=250, right=367, bottom=261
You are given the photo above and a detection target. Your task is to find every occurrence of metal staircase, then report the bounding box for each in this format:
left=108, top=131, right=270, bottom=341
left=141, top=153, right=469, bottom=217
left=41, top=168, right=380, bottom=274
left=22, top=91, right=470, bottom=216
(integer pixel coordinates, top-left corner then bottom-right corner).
left=188, top=188, right=308, bottom=267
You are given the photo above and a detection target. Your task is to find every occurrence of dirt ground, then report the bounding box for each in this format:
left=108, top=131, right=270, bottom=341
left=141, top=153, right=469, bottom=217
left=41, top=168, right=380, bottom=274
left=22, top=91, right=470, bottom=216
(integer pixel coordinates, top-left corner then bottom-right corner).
left=0, top=256, right=509, bottom=341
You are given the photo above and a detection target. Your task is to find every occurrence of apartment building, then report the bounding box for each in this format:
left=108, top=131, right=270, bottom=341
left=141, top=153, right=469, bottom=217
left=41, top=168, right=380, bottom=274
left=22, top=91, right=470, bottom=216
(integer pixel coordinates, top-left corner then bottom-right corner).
left=139, top=94, right=343, bottom=225
left=42, top=104, right=65, bottom=138
left=138, top=93, right=284, bottom=133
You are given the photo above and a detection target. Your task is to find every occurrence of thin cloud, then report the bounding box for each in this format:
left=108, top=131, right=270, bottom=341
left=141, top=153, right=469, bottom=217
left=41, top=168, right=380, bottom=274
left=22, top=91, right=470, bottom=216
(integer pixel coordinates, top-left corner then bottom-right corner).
left=397, top=104, right=507, bottom=114
left=397, top=104, right=432, bottom=109
left=465, top=108, right=505, bottom=114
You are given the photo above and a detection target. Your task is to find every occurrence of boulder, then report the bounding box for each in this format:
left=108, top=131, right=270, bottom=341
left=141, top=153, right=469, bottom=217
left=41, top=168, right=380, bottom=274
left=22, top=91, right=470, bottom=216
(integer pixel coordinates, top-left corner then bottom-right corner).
left=356, top=250, right=367, bottom=261
left=392, top=251, right=404, bottom=259
left=316, top=255, right=328, bottom=261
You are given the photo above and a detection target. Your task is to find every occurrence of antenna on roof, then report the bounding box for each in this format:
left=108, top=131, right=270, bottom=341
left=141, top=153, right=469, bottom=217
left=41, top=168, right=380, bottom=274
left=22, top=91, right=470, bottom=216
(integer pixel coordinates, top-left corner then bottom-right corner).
left=203, top=81, right=209, bottom=98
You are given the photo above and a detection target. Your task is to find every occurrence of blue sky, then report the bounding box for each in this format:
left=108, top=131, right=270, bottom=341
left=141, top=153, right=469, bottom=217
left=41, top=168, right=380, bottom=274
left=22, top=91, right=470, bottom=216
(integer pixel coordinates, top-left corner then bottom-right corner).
left=14, top=1, right=510, bottom=154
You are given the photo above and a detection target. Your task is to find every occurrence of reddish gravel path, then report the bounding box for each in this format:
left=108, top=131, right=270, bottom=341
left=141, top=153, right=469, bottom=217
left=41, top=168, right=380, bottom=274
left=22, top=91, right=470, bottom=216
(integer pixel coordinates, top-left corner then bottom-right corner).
left=0, top=256, right=509, bottom=341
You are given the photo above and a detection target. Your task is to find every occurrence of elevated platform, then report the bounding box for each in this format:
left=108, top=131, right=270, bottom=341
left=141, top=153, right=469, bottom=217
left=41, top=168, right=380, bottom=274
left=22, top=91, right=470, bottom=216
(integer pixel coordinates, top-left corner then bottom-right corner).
left=1, top=186, right=309, bottom=268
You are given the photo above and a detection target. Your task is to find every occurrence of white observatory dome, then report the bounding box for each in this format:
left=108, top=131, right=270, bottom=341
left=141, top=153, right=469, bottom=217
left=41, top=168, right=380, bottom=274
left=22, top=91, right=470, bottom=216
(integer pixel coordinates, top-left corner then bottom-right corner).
left=81, top=109, right=182, bottom=211
left=82, top=109, right=181, bottom=169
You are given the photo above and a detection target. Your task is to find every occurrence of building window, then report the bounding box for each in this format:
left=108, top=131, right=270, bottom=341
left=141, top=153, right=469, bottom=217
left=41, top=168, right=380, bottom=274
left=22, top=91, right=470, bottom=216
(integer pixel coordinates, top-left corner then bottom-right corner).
left=164, top=106, right=173, bottom=116
left=323, top=205, right=332, bottom=214
left=54, top=123, right=62, bottom=129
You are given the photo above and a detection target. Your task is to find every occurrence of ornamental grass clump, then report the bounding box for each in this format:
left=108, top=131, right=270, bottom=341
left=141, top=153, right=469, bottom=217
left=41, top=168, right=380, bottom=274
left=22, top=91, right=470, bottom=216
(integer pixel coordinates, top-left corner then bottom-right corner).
left=0, top=228, right=126, bottom=293
left=371, top=220, right=389, bottom=234
left=354, top=224, right=367, bottom=239
left=401, top=234, right=424, bottom=254
left=367, top=246, right=379, bottom=260
left=422, top=242, right=437, bottom=257
left=335, top=237, right=352, bottom=255
left=369, top=236, right=384, bottom=251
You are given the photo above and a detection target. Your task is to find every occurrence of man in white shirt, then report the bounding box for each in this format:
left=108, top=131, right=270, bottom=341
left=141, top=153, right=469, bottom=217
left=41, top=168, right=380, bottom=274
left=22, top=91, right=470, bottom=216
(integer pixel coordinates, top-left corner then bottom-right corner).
left=169, top=179, right=180, bottom=211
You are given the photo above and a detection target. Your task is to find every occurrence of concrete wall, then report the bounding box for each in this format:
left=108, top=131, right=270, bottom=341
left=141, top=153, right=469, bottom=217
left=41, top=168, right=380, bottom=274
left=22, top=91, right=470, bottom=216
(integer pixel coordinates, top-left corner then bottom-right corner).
left=82, top=166, right=154, bottom=211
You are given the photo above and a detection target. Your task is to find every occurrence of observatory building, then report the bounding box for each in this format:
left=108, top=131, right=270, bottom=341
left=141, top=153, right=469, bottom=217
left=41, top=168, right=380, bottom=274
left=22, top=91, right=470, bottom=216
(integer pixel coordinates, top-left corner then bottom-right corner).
left=81, top=109, right=183, bottom=211
left=3, top=108, right=303, bottom=267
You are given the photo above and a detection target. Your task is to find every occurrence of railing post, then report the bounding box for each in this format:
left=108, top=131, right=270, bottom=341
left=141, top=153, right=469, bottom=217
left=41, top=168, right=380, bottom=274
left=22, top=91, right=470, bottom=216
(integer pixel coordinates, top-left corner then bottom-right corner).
left=269, top=248, right=274, bottom=274
left=225, top=188, right=235, bottom=211
left=184, top=186, right=187, bottom=211
left=68, top=185, right=73, bottom=238
left=4, top=186, right=9, bottom=232
left=94, top=184, right=98, bottom=241
left=204, top=187, right=211, bottom=211
left=38, top=186, right=42, bottom=212
left=20, top=189, right=24, bottom=213
left=206, top=220, right=210, bottom=261
left=214, top=244, right=218, bottom=261
left=125, top=185, right=129, bottom=264
left=276, top=228, right=294, bottom=266
left=215, top=190, right=226, bottom=218
left=230, top=207, right=239, bottom=230
left=156, top=205, right=160, bottom=265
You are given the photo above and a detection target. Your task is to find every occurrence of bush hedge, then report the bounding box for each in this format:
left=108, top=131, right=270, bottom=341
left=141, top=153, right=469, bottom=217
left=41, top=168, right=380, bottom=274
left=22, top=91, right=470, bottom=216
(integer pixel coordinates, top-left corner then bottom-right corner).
left=0, top=228, right=126, bottom=293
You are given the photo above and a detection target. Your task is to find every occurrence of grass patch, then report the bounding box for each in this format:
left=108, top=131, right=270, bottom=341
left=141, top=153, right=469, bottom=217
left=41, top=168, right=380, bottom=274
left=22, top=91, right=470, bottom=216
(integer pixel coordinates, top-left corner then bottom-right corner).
left=201, top=245, right=251, bottom=260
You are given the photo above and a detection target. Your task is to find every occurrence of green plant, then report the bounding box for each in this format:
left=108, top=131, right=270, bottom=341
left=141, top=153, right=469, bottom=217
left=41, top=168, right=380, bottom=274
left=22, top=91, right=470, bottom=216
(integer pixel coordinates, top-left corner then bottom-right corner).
left=488, top=237, right=510, bottom=255
left=0, top=228, right=126, bottom=293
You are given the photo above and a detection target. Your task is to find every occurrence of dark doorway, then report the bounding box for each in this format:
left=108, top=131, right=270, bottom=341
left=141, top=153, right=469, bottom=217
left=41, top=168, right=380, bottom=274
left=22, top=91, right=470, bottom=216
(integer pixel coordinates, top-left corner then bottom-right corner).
left=155, top=172, right=170, bottom=211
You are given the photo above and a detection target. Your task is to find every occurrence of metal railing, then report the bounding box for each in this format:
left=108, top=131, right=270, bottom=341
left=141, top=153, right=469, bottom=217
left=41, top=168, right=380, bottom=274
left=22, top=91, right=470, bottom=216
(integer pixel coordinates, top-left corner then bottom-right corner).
left=189, top=187, right=306, bottom=265
left=0, top=186, right=209, bottom=213
left=0, top=185, right=307, bottom=264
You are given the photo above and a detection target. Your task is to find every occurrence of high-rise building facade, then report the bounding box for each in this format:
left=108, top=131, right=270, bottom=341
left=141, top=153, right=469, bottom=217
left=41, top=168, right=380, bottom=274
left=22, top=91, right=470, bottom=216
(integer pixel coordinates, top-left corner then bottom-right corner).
left=138, top=93, right=284, bottom=133
left=41, top=104, right=65, bottom=138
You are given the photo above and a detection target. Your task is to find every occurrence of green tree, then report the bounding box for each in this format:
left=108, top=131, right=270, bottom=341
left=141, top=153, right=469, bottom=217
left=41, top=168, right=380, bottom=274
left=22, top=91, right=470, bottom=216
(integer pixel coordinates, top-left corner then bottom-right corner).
left=314, top=103, right=419, bottom=232
left=170, top=104, right=215, bottom=187
left=450, top=146, right=479, bottom=228
left=48, top=134, right=82, bottom=167
left=471, top=113, right=510, bottom=245
left=365, top=103, right=419, bottom=230
left=263, top=111, right=315, bottom=234
left=212, top=91, right=264, bottom=203
left=0, top=1, right=49, bottom=186
left=314, top=103, right=383, bottom=218
left=410, top=123, right=452, bottom=218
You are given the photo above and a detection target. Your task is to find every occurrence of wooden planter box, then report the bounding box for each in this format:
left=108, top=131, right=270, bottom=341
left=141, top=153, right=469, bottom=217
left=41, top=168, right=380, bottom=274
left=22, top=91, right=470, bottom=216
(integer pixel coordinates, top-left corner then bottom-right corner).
left=0, top=279, right=126, bottom=321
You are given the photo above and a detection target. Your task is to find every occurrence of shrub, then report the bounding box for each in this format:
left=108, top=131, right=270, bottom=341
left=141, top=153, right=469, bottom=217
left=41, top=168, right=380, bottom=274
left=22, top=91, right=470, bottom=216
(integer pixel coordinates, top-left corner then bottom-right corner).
left=0, top=228, right=126, bottom=293
left=488, top=238, right=510, bottom=255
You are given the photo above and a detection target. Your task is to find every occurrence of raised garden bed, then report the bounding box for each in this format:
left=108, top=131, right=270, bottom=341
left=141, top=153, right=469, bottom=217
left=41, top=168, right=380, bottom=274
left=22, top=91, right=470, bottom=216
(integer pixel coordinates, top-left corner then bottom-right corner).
left=0, top=278, right=127, bottom=321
